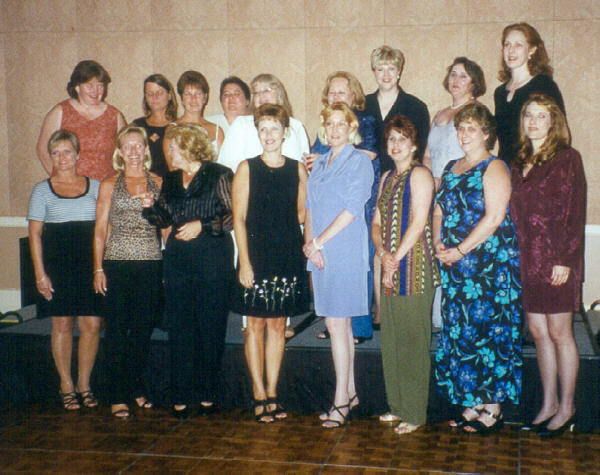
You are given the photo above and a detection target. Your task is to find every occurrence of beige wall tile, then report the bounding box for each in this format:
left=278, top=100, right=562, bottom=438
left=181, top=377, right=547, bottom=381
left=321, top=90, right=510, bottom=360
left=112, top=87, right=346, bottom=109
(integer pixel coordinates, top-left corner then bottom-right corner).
left=228, top=29, right=306, bottom=122
left=76, top=0, right=152, bottom=32
left=0, top=35, right=9, bottom=215
left=305, top=0, right=384, bottom=27
left=153, top=31, right=229, bottom=118
left=555, top=0, right=600, bottom=20
left=151, top=0, right=227, bottom=30
left=468, top=0, right=553, bottom=23
left=304, top=27, right=384, bottom=138
left=1, top=0, right=77, bottom=32
left=227, top=0, right=305, bottom=29
left=0, top=227, right=28, bottom=289
left=384, top=0, right=469, bottom=26
left=5, top=33, right=78, bottom=215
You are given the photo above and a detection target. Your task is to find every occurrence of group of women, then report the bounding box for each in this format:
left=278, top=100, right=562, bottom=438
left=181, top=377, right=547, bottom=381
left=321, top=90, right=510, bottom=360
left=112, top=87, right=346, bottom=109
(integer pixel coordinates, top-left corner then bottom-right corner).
left=28, top=22, right=585, bottom=437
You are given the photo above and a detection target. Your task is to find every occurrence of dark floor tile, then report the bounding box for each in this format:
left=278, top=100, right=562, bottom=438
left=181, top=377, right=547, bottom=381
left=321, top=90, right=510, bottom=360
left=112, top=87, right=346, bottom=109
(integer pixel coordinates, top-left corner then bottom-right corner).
left=0, top=449, right=138, bottom=472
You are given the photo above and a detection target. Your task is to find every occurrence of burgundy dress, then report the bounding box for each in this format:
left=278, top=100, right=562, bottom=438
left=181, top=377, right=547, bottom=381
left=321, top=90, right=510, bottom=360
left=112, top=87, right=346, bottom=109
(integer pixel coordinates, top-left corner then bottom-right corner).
left=510, top=147, right=586, bottom=313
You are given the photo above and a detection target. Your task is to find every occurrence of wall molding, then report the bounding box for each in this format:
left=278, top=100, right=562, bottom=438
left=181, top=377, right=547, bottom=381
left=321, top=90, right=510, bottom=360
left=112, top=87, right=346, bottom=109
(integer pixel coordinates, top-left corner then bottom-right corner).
left=0, top=217, right=27, bottom=227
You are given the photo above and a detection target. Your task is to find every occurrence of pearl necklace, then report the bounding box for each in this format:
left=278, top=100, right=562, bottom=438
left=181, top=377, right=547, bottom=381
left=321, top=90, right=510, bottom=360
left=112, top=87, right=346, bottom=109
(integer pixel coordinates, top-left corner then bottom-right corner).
left=450, top=97, right=473, bottom=110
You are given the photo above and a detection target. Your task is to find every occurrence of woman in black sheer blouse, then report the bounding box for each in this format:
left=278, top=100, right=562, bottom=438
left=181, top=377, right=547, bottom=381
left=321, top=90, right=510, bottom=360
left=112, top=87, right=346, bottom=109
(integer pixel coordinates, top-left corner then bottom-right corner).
left=142, top=123, right=234, bottom=419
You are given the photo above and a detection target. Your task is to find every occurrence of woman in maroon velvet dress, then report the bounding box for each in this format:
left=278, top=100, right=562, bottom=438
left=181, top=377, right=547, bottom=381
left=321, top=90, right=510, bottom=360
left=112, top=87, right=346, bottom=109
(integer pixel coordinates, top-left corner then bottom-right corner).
left=510, top=93, right=585, bottom=437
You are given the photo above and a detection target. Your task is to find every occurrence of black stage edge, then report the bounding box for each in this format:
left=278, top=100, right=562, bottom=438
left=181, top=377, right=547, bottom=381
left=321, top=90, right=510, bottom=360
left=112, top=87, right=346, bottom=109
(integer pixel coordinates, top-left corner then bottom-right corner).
left=1, top=333, right=599, bottom=432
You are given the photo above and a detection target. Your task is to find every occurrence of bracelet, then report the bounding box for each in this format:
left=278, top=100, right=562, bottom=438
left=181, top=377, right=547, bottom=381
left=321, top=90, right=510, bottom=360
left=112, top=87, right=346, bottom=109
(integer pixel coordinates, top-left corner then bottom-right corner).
left=378, top=248, right=385, bottom=258
left=312, top=237, right=323, bottom=250
left=94, top=268, right=104, bottom=274
left=36, top=276, right=46, bottom=284
left=456, top=244, right=465, bottom=256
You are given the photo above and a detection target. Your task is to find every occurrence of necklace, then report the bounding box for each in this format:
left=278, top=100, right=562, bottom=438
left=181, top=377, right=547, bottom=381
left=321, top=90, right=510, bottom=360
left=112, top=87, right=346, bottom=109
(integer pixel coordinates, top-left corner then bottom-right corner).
left=450, top=97, right=473, bottom=110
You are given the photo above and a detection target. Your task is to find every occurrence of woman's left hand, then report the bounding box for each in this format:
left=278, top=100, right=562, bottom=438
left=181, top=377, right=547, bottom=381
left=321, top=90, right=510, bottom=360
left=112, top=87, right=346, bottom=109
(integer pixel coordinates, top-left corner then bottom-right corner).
left=436, top=247, right=463, bottom=266
left=382, top=270, right=395, bottom=289
left=308, top=249, right=325, bottom=270
left=175, top=220, right=202, bottom=241
left=551, top=265, right=570, bottom=286
left=381, top=252, right=399, bottom=273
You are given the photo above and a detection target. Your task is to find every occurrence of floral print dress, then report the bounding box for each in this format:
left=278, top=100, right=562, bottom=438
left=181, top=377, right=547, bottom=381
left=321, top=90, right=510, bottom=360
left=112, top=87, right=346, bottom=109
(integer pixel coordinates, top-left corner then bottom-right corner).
left=434, top=157, right=522, bottom=407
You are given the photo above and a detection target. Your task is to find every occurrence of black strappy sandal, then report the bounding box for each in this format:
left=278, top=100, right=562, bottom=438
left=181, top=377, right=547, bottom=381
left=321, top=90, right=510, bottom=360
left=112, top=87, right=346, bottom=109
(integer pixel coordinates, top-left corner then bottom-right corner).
left=266, top=398, right=287, bottom=421
left=59, top=391, right=80, bottom=411
left=253, top=399, right=274, bottom=424
left=77, top=390, right=98, bottom=408
left=321, top=403, right=350, bottom=429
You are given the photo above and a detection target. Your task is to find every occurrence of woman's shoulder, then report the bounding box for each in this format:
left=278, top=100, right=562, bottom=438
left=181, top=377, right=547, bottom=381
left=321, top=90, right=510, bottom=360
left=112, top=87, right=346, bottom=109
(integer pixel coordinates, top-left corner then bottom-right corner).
left=206, top=160, right=234, bottom=177
left=132, top=116, right=147, bottom=127
left=31, top=179, right=51, bottom=196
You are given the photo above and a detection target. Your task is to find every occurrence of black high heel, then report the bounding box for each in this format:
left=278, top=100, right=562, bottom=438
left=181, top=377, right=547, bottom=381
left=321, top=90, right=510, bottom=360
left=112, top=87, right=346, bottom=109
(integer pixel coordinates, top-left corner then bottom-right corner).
left=321, top=403, right=350, bottom=429
left=537, top=414, right=576, bottom=438
left=520, top=414, right=554, bottom=432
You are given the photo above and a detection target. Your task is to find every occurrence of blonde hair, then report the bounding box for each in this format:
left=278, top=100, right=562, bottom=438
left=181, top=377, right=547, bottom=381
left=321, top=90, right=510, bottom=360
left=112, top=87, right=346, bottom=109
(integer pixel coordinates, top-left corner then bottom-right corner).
left=318, top=103, right=361, bottom=146
left=370, top=45, right=405, bottom=77
left=321, top=71, right=366, bottom=111
left=250, top=73, right=293, bottom=116
left=112, top=125, right=151, bottom=171
left=166, top=123, right=217, bottom=163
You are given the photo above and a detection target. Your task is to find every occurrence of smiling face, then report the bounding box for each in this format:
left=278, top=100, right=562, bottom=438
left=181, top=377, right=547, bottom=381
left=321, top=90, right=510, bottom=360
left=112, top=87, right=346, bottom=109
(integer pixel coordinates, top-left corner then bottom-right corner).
left=523, top=102, right=551, bottom=143
left=456, top=119, right=489, bottom=155
left=144, top=81, right=170, bottom=114
left=503, top=29, right=536, bottom=73
left=75, top=77, right=105, bottom=106
left=50, top=140, right=78, bottom=172
left=257, top=117, right=286, bottom=154
left=447, top=63, right=473, bottom=100
left=327, top=77, right=355, bottom=107
left=221, top=83, right=249, bottom=118
left=120, top=132, right=148, bottom=169
left=373, top=63, right=399, bottom=92
left=386, top=129, right=416, bottom=164
left=181, top=85, right=206, bottom=114
left=324, top=110, right=351, bottom=150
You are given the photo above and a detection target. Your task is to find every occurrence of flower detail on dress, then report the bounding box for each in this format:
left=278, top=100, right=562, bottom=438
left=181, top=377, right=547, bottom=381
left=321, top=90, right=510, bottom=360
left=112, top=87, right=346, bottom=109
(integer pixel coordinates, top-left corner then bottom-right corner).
left=243, top=275, right=302, bottom=312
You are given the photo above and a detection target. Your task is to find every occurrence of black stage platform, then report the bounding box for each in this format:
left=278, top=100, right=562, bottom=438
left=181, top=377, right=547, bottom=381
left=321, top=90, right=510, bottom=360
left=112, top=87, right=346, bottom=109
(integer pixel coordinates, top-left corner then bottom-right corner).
left=1, top=307, right=599, bottom=431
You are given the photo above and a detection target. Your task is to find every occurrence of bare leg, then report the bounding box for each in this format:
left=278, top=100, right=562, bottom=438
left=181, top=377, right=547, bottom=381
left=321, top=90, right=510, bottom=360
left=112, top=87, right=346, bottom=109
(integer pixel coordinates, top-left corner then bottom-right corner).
left=51, top=317, right=76, bottom=394
left=323, top=317, right=352, bottom=426
left=346, top=320, right=358, bottom=408
left=245, top=317, right=267, bottom=401
left=546, top=312, right=578, bottom=430
left=75, top=316, right=101, bottom=393
left=528, top=312, right=560, bottom=423
left=373, top=255, right=381, bottom=324
left=265, top=317, right=286, bottom=399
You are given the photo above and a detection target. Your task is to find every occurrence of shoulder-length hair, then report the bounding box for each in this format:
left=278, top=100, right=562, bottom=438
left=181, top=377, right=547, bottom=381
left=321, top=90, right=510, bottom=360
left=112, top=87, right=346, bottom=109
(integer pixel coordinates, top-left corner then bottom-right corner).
left=443, top=57, right=486, bottom=98
left=514, top=93, right=570, bottom=169
left=112, top=125, right=152, bottom=171
left=321, top=71, right=366, bottom=111
left=166, top=123, right=217, bottom=163
left=66, top=60, right=111, bottom=101
left=250, top=73, right=293, bottom=117
left=318, top=103, right=361, bottom=146
left=498, top=22, right=553, bottom=82
left=142, top=74, right=178, bottom=121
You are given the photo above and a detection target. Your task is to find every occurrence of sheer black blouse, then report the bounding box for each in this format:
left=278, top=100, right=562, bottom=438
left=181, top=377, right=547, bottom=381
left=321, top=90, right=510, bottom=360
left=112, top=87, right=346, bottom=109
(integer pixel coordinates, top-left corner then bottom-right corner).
left=143, top=162, right=233, bottom=236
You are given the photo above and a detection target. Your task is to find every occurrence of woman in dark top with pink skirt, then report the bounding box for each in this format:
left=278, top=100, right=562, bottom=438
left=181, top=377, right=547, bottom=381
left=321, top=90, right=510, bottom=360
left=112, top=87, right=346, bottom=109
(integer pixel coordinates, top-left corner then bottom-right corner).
left=510, top=94, right=585, bottom=438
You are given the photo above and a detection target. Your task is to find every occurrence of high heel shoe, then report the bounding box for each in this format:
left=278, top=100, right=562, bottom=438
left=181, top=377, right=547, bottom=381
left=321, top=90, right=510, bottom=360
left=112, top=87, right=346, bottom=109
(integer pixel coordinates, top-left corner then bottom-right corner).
left=321, top=403, right=350, bottom=429
left=537, top=414, right=576, bottom=438
left=520, top=414, right=554, bottom=432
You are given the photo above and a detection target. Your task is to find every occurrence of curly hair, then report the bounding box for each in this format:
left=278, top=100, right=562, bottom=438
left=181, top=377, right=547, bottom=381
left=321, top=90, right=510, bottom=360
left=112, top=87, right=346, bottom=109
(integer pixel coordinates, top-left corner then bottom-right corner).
left=317, top=103, right=361, bottom=147
left=454, top=103, right=497, bottom=151
left=321, top=71, right=366, bottom=111
left=165, top=123, right=217, bottom=163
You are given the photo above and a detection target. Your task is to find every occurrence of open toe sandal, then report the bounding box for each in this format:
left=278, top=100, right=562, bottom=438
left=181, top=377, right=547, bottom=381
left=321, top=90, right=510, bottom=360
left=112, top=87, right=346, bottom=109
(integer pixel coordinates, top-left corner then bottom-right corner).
left=77, top=390, right=98, bottom=408
left=266, top=398, right=287, bottom=421
left=253, top=399, right=274, bottom=424
left=60, top=391, right=80, bottom=411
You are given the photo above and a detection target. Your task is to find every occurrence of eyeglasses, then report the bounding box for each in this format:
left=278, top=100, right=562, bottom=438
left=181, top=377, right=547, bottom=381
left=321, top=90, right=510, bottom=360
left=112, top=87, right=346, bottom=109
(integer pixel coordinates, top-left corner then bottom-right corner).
left=253, top=87, right=274, bottom=97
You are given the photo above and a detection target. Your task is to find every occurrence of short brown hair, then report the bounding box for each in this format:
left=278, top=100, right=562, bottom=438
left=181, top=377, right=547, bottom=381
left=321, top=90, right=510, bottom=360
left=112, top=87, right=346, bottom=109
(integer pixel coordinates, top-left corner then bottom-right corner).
left=142, top=74, right=179, bottom=121
left=321, top=71, right=366, bottom=111
left=317, top=103, right=361, bottom=146
left=454, top=103, right=497, bottom=151
left=515, top=93, right=570, bottom=169
left=66, top=60, right=111, bottom=101
left=112, top=125, right=151, bottom=171
left=498, top=22, right=553, bottom=82
left=166, top=123, right=217, bottom=163
left=442, top=57, right=486, bottom=98
left=177, top=70, right=209, bottom=100
left=384, top=114, right=418, bottom=153
left=47, top=129, right=80, bottom=155
left=253, top=103, right=290, bottom=129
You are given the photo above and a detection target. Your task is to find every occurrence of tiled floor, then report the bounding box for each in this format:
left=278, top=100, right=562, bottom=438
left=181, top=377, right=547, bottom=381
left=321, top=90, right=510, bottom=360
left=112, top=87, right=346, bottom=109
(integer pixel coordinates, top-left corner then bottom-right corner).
left=1, top=403, right=599, bottom=473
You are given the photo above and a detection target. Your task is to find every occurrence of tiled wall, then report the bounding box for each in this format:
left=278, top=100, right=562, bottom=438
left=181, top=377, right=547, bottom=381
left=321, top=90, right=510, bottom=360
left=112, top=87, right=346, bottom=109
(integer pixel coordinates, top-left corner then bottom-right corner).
left=0, top=0, right=599, bottom=222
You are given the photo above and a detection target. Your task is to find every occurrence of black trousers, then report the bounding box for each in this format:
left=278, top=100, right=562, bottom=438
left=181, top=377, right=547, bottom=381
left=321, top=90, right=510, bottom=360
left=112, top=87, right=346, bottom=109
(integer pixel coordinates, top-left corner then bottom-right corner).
left=164, top=233, right=233, bottom=405
left=102, top=260, right=162, bottom=404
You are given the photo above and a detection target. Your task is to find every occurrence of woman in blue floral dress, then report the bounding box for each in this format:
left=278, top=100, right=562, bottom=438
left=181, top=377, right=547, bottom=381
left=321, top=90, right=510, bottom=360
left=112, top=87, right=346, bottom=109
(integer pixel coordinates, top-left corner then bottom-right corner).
left=433, top=103, right=521, bottom=434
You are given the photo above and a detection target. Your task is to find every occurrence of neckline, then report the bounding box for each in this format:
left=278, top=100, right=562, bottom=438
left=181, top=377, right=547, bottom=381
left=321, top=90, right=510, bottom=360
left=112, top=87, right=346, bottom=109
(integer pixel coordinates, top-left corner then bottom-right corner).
left=47, top=177, right=90, bottom=199
left=65, top=99, right=109, bottom=122
left=449, top=156, right=491, bottom=176
left=259, top=155, right=286, bottom=169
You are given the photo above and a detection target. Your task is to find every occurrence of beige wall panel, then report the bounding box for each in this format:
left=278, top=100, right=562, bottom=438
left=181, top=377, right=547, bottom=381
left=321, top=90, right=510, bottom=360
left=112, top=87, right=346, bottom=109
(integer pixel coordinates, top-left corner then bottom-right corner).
left=304, top=27, right=384, bottom=139
left=227, top=0, right=305, bottom=29
left=468, top=0, right=553, bottom=23
left=75, top=0, right=152, bottom=32
left=305, top=0, right=384, bottom=27
left=5, top=33, right=78, bottom=215
left=228, top=29, right=306, bottom=121
left=384, top=0, right=470, bottom=26
left=1, top=0, right=77, bottom=33
left=0, top=35, right=8, bottom=215
left=0, top=227, right=27, bottom=289
left=384, top=26, right=467, bottom=116
left=553, top=20, right=600, bottom=223
left=75, top=33, right=154, bottom=123
left=153, top=31, right=229, bottom=118
left=554, top=0, right=600, bottom=20
left=151, top=0, right=227, bottom=31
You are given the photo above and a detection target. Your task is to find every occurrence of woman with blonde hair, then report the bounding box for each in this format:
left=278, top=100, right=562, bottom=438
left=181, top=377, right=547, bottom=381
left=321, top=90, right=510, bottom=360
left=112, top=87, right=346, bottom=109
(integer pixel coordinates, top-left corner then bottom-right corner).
left=143, top=123, right=234, bottom=419
left=510, top=94, right=585, bottom=437
left=94, top=125, right=163, bottom=419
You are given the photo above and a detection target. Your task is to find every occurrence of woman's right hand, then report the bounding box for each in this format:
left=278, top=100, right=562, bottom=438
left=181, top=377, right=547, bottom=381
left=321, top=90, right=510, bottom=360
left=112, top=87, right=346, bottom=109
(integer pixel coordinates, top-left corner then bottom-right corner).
left=36, top=275, right=54, bottom=301
left=93, top=270, right=107, bottom=296
left=137, top=192, right=155, bottom=208
left=307, top=249, right=325, bottom=270
left=382, top=270, right=395, bottom=289
left=239, top=263, right=254, bottom=289
left=302, top=153, right=318, bottom=171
